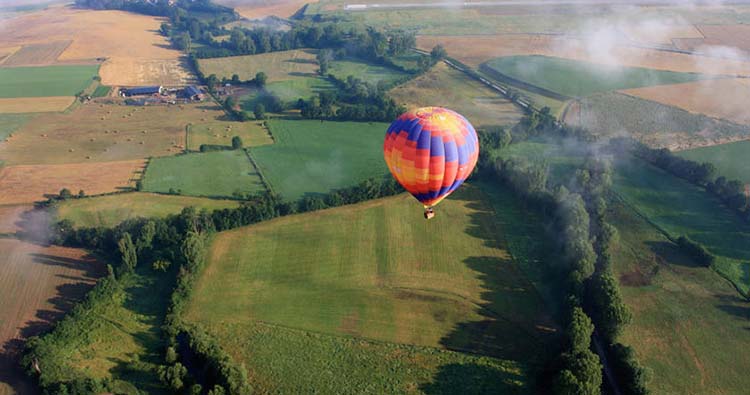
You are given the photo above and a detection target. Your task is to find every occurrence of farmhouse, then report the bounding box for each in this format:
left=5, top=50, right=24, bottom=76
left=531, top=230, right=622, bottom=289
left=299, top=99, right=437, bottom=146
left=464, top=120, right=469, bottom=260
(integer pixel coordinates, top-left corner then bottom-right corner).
left=181, top=85, right=204, bottom=101
left=122, top=86, right=164, bottom=97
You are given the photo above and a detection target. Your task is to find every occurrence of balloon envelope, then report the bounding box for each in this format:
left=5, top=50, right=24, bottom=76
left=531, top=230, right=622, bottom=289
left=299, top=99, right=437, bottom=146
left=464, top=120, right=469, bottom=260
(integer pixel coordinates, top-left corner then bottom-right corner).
left=383, top=107, right=479, bottom=208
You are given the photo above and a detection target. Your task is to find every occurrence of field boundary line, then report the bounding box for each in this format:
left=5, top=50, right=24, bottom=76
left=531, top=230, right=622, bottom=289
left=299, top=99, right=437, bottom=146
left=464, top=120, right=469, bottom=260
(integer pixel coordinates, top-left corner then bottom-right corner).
left=242, top=149, right=275, bottom=195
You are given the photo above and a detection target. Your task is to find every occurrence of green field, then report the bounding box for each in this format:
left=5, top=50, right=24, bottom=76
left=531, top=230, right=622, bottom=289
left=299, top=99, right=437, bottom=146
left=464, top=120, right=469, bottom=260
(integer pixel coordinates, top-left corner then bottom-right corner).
left=91, top=85, right=111, bottom=98
left=186, top=185, right=559, bottom=393
left=250, top=120, right=389, bottom=200
left=613, top=156, right=750, bottom=295
left=328, top=57, right=409, bottom=86
left=568, top=92, right=749, bottom=148
left=187, top=120, right=273, bottom=151
left=483, top=56, right=707, bottom=98
left=55, top=192, right=240, bottom=228
left=496, top=138, right=585, bottom=181
left=0, top=65, right=99, bottom=98
left=677, top=140, right=750, bottom=184
left=142, top=150, right=266, bottom=198
left=609, top=200, right=750, bottom=394
left=0, top=113, right=30, bottom=142
left=389, top=62, right=523, bottom=127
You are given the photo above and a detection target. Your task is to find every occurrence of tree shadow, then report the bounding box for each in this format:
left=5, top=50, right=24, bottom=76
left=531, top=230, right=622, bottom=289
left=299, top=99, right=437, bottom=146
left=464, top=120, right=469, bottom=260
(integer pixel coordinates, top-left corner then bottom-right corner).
left=645, top=241, right=703, bottom=268
left=284, top=58, right=317, bottom=65
left=419, top=362, right=527, bottom=395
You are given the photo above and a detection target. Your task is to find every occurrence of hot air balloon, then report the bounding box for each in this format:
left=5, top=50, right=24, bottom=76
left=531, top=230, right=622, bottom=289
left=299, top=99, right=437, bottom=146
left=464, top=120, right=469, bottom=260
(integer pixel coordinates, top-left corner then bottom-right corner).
left=383, top=107, right=479, bottom=219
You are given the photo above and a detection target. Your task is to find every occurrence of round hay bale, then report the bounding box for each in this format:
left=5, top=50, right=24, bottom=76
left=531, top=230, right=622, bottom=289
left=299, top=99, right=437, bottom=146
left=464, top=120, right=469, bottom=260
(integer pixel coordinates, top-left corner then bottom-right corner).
left=127, top=138, right=132, bottom=141
left=69, top=148, right=74, bottom=152
left=90, top=138, right=95, bottom=142
left=139, top=141, right=144, bottom=144
left=104, top=148, right=109, bottom=152
left=142, top=130, right=147, bottom=134
left=86, top=156, right=91, bottom=159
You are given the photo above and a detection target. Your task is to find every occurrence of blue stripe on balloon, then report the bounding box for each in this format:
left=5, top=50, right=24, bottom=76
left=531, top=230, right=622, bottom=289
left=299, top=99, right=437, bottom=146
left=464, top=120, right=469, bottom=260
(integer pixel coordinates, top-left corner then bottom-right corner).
left=417, top=129, right=431, bottom=149
left=412, top=177, right=467, bottom=203
left=429, top=136, right=444, bottom=157
left=444, top=139, right=458, bottom=162
left=457, top=141, right=468, bottom=165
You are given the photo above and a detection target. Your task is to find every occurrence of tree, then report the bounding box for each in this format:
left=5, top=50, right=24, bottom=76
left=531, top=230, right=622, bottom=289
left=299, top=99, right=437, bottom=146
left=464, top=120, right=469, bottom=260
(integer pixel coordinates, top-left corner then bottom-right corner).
left=554, top=350, right=602, bottom=395
left=165, top=346, right=178, bottom=364
left=587, top=270, right=631, bottom=342
left=316, top=49, right=333, bottom=75
left=152, top=259, right=171, bottom=272
left=158, top=363, right=187, bottom=391
left=568, top=307, right=594, bottom=353
left=430, top=44, right=447, bottom=62
left=255, top=71, right=267, bottom=88
left=231, top=74, right=240, bottom=84
left=254, top=103, right=266, bottom=120
left=231, top=136, right=243, bottom=149
left=77, top=190, right=85, bottom=198
left=59, top=188, right=72, bottom=200
left=160, top=22, right=170, bottom=36
left=117, top=233, right=137, bottom=272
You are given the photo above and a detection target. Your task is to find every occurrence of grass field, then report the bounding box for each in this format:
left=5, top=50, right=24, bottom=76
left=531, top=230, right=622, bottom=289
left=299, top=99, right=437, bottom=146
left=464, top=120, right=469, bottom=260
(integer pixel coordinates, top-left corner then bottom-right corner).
left=0, top=160, right=144, bottom=205
left=613, top=156, right=750, bottom=296
left=0, top=114, right=29, bottom=142
left=497, top=138, right=585, bottom=182
left=389, top=62, right=523, bottom=127
left=483, top=55, right=708, bottom=98
left=250, top=120, right=389, bottom=200
left=0, top=103, right=234, bottom=166
left=55, top=192, right=240, bottom=228
left=621, top=79, right=750, bottom=126
left=564, top=93, right=750, bottom=150
left=187, top=120, right=272, bottom=151
left=677, top=140, right=750, bottom=184
left=142, top=150, right=265, bottom=198
left=328, top=57, right=409, bottom=86
left=609, top=200, right=750, bottom=395
left=0, top=65, right=98, bottom=98
left=186, top=185, right=559, bottom=393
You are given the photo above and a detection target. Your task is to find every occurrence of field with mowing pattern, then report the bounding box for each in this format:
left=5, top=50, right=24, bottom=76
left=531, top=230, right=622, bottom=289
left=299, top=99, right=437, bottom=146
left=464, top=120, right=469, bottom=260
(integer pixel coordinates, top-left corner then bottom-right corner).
left=0, top=65, right=98, bottom=98
left=55, top=192, right=240, bottom=228
left=0, top=114, right=29, bottom=143
left=328, top=57, right=409, bottom=86
left=142, top=150, right=265, bottom=198
left=483, top=55, right=709, bottom=98
left=186, top=185, right=559, bottom=393
left=613, top=156, right=750, bottom=296
left=187, top=120, right=272, bottom=151
left=389, top=62, right=523, bottom=127
left=0, top=97, right=74, bottom=114
left=677, top=140, right=750, bottom=185
left=250, top=120, right=389, bottom=200
left=609, top=200, right=750, bottom=395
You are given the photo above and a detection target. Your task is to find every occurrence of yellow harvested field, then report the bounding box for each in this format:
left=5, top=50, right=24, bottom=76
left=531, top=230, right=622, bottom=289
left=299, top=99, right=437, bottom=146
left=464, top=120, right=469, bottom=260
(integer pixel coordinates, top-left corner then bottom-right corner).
left=0, top=46, right=21, bottom=64
left=0, top=160, right=144, bottom=205
left=0, top=103, right=234, bottom=165
left=100, top=57, right=194, bottom=86
left=216, top=0, right=312, bottom=19
left=197, top=48, right=318, bottom=82
left=417, top=34, right=750, bottom=76
left=1, top=41, right=71, bottom=67
left=697, top=24, right=750, bottom=53
left=0, top=97, right=74, bottom=113
left=620, top=78, right=750, bottom=125
left=619, top=24, right=703, bottom=46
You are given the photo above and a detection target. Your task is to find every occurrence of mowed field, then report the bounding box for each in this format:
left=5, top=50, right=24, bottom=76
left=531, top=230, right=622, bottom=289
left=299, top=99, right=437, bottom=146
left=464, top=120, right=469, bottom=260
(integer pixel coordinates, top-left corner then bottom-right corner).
left=142, top=150, right=265, bottom=198
left=198, top=49, right=334, bottom=103
left=250, top=120, right=388, bottom=200
left=609, top=200, right=750, bottom=395
left=0, top=40, right=71, bottom=66
left=0, top=7, right=191, bottom=85
left=0, top=97, right=74, bottom=114
left=55, top=192, right=240, bottom=229
left=328, top=57, right=409, bottom=86
left=389, top=62, right=522, bottom=127
left=613, top=157, right=750, bottom=296
left=677, top=140, right=750, bottom=185
left=0, top=160, right=144, bottom=205
left=186, top=186, right=557, bottom=393
left=417, top=35, right=750, bottom=76
left=0, top=114, right=29, bottom=142
left=483, top=55, right=708, bottom=98
left=0, top=65, right=98, bottom=98
left=187, top=120, right=273, bottom=150
left=0, top=103, right=236, bottom=165
left=0, top=206, right=104, bottom=395
left=621, top=78, right=750, bottom=125
left=215, top=0, right=311, bottom=19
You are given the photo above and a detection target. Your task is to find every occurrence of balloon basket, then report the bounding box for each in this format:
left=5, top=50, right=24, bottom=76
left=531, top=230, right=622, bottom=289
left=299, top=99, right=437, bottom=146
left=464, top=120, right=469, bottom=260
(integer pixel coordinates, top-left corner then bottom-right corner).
left=424, top=208, right=435, bottom=220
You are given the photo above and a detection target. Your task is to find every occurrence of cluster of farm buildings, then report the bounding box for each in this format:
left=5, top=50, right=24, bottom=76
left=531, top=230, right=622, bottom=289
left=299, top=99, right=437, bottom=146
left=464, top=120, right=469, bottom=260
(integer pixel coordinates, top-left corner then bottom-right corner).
left=119, top=85, right=204, bottom=105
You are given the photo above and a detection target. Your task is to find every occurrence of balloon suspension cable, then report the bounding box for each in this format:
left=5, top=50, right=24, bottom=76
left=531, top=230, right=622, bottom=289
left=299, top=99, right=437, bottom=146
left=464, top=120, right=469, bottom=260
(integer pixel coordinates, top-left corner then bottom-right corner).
left=424, top=207, right=435, bottom=220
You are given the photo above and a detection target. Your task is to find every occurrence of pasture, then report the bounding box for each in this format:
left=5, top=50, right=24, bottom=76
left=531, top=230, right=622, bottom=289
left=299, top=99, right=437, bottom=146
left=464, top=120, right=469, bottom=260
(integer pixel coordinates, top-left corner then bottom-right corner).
left=609, top=200, right=750, bottom=394
left=564, top=93, right=749, bottom=150
left=142, top=150, right=265, bottom=198
left=0, top=114, right=29, bottom=142
left=250, top=120, right=388, bottom=201
left=677, top=140, right=750, bottom=184
left=187, top=120, right=273, bottom=150
left=198, top=49, right=335, bottom=104
left=389, top=62, right=523, bottom=127
left=0, top=97, right=74, bottom=114
left=55, top=192, right=240, bottom=228
left=613, top=156, right=750, bottom=295
left=0, top=160, right=144, bottom=205
left=0, top=103, right=234, bottom=165
left=0, top=205, right=104, bottom=394
left=186, top=186, right=558, bottom=392
left=621, top=78, right=750, bottom=126
left=482, top=55, right=708, bottom=98
left=0, top=65, right=99, bottom=98
left=328, top=57, right=409, bottom=86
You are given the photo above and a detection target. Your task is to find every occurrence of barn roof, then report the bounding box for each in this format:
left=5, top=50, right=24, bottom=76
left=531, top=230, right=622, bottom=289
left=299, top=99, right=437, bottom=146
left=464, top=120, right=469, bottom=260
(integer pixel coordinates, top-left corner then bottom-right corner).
left=185, top=85, right=202, bottom=96
left=125, top=86, right=162, bottom=96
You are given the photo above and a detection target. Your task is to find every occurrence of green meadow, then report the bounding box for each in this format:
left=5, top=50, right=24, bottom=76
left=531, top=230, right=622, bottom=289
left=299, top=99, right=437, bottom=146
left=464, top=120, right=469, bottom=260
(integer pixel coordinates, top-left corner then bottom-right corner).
left=677, top=140, right=750, bottom=184
left=0, top=65, right=99, bottom=98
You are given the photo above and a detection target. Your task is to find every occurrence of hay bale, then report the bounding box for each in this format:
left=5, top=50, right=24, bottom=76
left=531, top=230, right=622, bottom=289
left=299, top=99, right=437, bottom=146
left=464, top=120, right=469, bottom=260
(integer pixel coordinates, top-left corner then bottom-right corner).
left=69, top=148, right=74, bottom=152
left=139, top=141, right=144, bottom=144
left=142, top=130, right=147, bottom=134
left=86, top=156, right=91, bottom=159
left=127, top=138, right=133, bottom=141
left=90, top=138, right=95, bottom=142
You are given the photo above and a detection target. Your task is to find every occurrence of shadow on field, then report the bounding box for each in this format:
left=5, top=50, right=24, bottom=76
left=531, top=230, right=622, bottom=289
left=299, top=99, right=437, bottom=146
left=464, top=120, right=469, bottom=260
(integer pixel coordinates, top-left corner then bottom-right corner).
left=420, top=362, right=525, bottom=395
left=645, top=241, right=703, bottom=268
left=423, top=187, right=561, bottom=393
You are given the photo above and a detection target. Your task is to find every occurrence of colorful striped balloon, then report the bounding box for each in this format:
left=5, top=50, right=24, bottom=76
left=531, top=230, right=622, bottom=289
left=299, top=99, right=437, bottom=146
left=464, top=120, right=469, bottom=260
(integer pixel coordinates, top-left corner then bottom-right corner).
left=383, top=107, right=479, bottom=209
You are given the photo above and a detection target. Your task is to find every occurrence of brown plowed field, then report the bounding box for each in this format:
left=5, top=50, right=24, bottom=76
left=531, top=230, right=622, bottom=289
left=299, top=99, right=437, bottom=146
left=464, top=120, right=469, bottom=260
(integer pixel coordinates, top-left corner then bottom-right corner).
left=620, top=78, right=750, bottom=125
left=0, top=160, right=144, bottom=205
left=417, top=34, right=750, bottom=76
